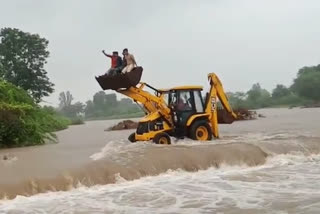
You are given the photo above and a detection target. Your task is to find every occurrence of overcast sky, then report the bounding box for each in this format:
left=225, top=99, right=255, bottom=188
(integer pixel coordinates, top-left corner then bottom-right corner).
left=1, top=0, right=320, bottom=106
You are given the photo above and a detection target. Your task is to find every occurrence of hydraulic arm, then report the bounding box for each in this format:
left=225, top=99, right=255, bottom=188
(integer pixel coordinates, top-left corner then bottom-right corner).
left=117, top=83, right=173, bottom=126
left=206, top=73, right=237, bottom=138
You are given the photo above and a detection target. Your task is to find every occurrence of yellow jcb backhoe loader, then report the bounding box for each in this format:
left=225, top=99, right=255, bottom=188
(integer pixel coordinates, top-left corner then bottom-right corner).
left=95, top=67, right=237, bottom=144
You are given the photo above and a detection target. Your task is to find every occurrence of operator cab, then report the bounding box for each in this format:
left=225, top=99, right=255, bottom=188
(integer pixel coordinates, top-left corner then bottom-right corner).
left=168, top=86, right=205, bottom=126
left=156, top=89, right=170, bottom=105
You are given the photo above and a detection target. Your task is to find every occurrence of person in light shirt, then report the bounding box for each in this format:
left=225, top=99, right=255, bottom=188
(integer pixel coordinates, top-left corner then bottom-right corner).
left=121, top=48, right=137, bottom=73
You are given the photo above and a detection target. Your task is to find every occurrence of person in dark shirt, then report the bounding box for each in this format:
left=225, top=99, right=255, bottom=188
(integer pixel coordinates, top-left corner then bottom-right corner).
left=102, top=50, right=122, bottom=75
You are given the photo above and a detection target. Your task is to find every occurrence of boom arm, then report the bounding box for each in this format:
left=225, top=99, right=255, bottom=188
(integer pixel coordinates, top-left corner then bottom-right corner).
left=117, top=83, right=173, bottom=126
left=205, top=73, right=237, bottom=138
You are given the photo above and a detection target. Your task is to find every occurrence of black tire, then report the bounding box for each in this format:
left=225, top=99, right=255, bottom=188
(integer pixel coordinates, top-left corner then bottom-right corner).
left=153, top=132, right=171, bottom=145
left=128, top=133, right=136, bottom=143
left=189, top=120, right=212, bottom=141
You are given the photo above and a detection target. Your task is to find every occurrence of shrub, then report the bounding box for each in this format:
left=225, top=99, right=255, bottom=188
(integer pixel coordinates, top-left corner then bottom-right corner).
left=70, top=117, right=85, bottom=125
left=0, top=80, right=70, bottom=148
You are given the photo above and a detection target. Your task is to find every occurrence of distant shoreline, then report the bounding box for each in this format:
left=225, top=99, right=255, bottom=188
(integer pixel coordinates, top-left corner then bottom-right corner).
left=85, top=112, right=144, bottom=121
left=84, top=105, right=320, bottom=122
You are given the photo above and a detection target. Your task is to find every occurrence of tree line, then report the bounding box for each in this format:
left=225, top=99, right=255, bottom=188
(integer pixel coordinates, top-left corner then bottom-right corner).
left=227, top=65, right=320, bottom=109
left=57, top=91, right=142, bottom=120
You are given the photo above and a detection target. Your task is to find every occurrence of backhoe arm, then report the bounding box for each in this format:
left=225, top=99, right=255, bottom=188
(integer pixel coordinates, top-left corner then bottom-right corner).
left=205, top=73, right=237, bottom=138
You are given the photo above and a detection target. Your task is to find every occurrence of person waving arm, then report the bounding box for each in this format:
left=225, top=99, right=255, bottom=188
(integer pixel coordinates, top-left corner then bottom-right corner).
left=102, top=50, right=112, bottom=58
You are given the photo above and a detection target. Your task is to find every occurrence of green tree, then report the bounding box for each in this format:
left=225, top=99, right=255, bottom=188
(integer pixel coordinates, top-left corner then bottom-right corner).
left=226, top=92, right=248, bottom=109
left=84, top=92, right=141, bottom=119
left=58, top=91, right=84, bottom=118
left=297, top=64, right=320, bottom=76
left=272, top=84, right=291, bottom=99
left=59, top=91, right=73, bottom=109
left=0, top=28, right=54, bottom=102
left=62, top=102, right=85, bottom=118
left=247, top=83, right=262, bottom=102
left=259, top=89, right=272, bottom=107
left=93, top=91, right=107, bottom=110
left=84, top=100, right=95, bottom=117
left=119, top=98, right=134, bottom=106
left=291, top=65, right=320, bottom=102
left=105, top=93, right=117, bottom=107
left=246, top=83, right=271, bottom=108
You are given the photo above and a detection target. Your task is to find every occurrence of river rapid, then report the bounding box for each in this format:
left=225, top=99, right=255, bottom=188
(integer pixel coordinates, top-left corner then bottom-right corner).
left=0, top=108, right=319, bottom=214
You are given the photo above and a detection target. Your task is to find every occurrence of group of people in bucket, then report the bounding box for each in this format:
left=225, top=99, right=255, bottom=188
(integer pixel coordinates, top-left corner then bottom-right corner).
left=102, top=48, right=137, bottom=76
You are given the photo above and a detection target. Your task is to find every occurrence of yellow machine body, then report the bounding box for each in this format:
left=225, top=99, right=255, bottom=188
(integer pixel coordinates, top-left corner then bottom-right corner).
left=115, top=73, right=237, bottom=144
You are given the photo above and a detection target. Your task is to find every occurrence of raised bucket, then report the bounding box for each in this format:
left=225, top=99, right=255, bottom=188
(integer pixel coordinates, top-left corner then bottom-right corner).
left=95, top=67, right=143, bottom=90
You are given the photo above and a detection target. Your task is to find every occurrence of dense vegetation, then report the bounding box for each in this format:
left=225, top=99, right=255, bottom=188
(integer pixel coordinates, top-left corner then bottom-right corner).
left=0, top=28, right=70, bottom=148
left=227, top=65, right=320, bottom=109
left=84, top=91, right=142, bottom=119
left=0, top=80, right=70, bottom=148
left=56, top=90, right=143, bottom=121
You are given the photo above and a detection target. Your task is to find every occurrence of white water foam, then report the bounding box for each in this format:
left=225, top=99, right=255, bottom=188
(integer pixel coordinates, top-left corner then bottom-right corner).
left=1, top=153, right=320, bottom=214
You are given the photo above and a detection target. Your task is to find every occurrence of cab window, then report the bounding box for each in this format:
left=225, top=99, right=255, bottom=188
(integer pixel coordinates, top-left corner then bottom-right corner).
left=194, top=90, right=204, bottom=112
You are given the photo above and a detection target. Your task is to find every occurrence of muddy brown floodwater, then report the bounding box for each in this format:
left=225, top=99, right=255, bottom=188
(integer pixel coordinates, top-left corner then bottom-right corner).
left=0, top=119, right=131, bottom=184
left=0, top=108, right=320, bottom=214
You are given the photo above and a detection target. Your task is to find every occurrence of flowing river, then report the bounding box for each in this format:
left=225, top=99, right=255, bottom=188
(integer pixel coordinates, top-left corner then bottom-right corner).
left=0, top=108, right=319, bottom=214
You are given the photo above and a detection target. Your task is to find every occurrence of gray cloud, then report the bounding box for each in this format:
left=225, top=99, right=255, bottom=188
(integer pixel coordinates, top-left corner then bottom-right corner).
left=1, top=0, right=319, bottom=105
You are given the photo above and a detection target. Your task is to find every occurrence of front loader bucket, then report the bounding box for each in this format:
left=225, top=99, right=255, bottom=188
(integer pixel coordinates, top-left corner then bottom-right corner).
left=95, top=66, right=143, bottom=90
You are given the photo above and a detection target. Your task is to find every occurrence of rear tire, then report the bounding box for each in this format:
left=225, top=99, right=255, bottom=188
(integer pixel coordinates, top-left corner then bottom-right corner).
left=153, top=132, right=171, bottom=145
left=128, top=133, right=136, bottom=143
left=189, top=120, right=212, bottom=141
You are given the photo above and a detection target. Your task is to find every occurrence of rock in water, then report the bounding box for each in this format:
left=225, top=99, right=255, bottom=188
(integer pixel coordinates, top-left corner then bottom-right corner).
left=106, top=120, right=138, bottom=131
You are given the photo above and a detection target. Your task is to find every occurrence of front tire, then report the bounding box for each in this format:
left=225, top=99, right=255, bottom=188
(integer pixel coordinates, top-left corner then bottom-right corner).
left=189, top=120, right=212, bottom=141
left=128, top=133, right=136, bottom=143
left=153, top=132, right=171, bottom=145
